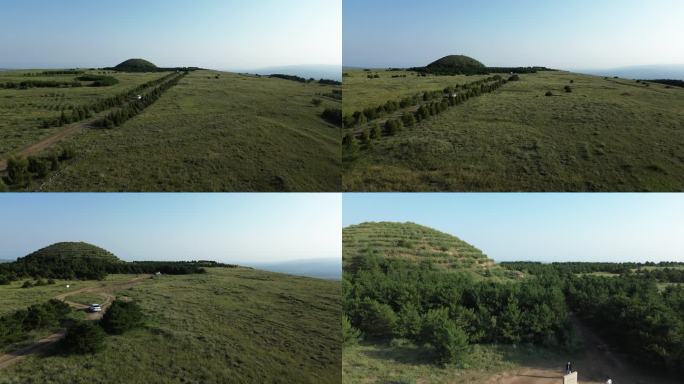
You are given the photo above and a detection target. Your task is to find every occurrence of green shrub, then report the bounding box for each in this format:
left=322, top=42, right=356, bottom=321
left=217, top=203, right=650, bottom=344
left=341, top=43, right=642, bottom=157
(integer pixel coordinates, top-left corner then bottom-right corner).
left=311, top=98, right=322, bottom=107
left=21, top=280, right=33, bottom=289
left=370, top=125, right=381, bottom=140
left=0, top=178, right=7, bottom=192
left=545, top=91, right=553, bottom=96
left=508, top=75, right=520, bottom=81
left=100, top=300, right=144, bottom=334
left=397, top=303, right=422, bottom=339
left=359, top=299, right=397, bottom=338
left=384, top=119, right=403, bottom=136
left=6, top=157, right=29, bottom=186
left=564, top=85, right=572, bottom=93
left=27, top=157, right=49, bottom=178
left=419, top=308, right=469, bottom=365
left=359, top=129, right=371, bottom=146
left=61, top=321, right=106, bottom=354
left=60, top=146, right=76, bottom=161
left=343, top=315, right=361, bottom=345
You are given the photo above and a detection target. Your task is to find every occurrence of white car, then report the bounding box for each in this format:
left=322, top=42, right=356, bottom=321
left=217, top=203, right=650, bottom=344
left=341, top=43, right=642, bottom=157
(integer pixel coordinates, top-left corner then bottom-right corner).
left=88, top=304, right=102, bottom=313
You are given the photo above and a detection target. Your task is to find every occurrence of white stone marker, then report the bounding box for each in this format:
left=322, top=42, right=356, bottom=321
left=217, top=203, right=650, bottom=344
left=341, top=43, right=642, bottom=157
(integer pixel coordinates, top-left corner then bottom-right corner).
left=563, top=371, right=578, bottom=384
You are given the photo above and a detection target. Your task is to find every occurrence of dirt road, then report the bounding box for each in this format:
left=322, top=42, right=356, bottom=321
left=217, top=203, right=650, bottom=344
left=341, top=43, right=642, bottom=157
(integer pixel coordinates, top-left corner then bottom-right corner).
left=0, top=120, right=91, bottom=172
left=0, top=275, right=149, bottom=369
left=486, top=317, right=678, bottom=384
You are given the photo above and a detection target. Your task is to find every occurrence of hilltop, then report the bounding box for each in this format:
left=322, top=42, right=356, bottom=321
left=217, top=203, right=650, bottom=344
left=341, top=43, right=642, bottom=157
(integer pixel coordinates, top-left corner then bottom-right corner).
left=19, top=242, right=120, bottom=264
left=426, top=55, right=486, bottom=74
left=343, top=222, right=512, bottom=279
left=113, top=58, right=158, bottom=72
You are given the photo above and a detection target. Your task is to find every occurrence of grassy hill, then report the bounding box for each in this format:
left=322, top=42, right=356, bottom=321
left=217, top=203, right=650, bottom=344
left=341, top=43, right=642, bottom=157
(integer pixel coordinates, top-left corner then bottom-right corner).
left=1, top=69, right=340, bottom=191
left=425, top=55, right=486, bottom=74
left=343, top=222, right=513, bottom=279
left=0, top=267, right=341, bottom=383
left=342, top=69, right=684, bottom=191
left=19, top=242, right=120, bottom=264
left=113, top=58, right=158, bottom=72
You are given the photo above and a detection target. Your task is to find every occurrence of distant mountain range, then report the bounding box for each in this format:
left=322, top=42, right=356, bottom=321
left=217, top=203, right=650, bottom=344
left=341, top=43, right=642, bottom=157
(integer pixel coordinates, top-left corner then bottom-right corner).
left=234, top=64, right=341, bottom=81
left=0, top=258, right=15, bottom=263
left=244, top=258, right=341, bottom=280
left=576, top=64, right=684, bottom=80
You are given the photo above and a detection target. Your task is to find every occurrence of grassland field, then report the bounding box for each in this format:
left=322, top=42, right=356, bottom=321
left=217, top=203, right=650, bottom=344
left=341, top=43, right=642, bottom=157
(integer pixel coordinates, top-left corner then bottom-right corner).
left=0, top=70, right=166, bottom=158
left=342, top=69, right=684, bottom=192
left=0, top=268, right=341, bottom=384
left=0, top=274, right=138, bottom=316
left=2, top=69, right=341, bottom=192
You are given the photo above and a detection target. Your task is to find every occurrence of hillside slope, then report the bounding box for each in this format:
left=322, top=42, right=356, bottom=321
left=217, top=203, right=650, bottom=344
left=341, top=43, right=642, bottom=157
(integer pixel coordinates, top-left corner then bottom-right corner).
left=19, top=242, right=120, bottom=263
left=343, top=70, right=684, bottom=191
left=343, top=222, right=509, bottom=278
left=0, top=268, right=341, bottom=384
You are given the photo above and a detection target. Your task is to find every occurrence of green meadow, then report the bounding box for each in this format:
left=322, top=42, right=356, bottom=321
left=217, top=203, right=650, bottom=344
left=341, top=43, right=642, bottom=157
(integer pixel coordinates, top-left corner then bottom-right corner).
left=342, top=69, right=684, bottom=192
left=0, top=70, right=166, bottom=158
left=0, top=268, right=341, bottom=384
left=1, top=69, right=341, bottom=192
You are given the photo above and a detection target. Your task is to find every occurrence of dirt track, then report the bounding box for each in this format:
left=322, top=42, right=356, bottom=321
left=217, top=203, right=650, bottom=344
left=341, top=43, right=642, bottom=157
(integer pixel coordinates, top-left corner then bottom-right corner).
left=0, top=120, right=91, bottom=172
left=486, top=317, right=679, bottom=384
left=0, top=275, right=149, bottom=369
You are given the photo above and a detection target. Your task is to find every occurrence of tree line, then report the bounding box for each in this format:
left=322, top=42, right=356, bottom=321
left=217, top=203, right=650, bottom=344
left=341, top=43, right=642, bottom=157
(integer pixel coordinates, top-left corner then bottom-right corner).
left=269, top=74, right=342, bottom=85
left=343, top=76, right=505, bottom=129
left=343, top=77, right=508, bottom=151
left=95, top=72, right=186, bottom=129
left=410, top=66, right=554, bottom=76
left=0, top=256, right=233, bottom=283
left=40, top=72, right=181, bottom=129
left=0, top=80, right=83, bottom=89
left=23, top=70, right=85, bottom=76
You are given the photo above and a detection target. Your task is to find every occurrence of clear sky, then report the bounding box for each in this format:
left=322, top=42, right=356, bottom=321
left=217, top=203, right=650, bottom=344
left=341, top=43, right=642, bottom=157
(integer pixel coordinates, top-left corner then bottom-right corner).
left=0, top=0, right=341, bottom=69
left=343, top=194, right=684, bottom=263
left=0, top=193, right=341, bottom=263
left=343, top=0, right=684, bottom=70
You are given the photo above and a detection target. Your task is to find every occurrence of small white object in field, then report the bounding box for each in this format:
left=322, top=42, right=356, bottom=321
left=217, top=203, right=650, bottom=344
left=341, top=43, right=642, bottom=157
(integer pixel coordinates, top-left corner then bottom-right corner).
left=66, top=284, right=70, bottom=288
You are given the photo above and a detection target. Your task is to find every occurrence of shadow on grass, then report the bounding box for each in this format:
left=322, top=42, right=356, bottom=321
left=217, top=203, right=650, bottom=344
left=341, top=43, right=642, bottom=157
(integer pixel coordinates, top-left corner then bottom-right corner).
left=360, top=339, right=436, bottom=366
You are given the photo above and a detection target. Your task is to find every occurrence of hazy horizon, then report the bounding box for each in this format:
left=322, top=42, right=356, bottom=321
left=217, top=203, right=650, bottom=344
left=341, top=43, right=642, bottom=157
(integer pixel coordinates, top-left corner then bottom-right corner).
left=343, top=194, right=684, bottom=263
left=344, top=0, right=684, bottom=70
left=0, top=194, right=341, bottom=263
left=0, top=0, right=341, bottom=69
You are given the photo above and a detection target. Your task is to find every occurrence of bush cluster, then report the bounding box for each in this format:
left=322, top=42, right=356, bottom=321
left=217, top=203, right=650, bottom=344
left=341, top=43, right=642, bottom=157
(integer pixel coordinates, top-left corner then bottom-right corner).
left=0, top=300, right=70, bottom=348
left=2, top=147, right=75, bottom=189
left=100, top=300, right=144, bottom=334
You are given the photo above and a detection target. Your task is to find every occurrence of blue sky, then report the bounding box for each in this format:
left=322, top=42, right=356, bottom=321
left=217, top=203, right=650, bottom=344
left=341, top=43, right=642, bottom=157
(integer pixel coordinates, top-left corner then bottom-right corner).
left=0, top=0, right=341, bottom=69
left=343, top=194, right=684, bottom=263
left=0, top=194, right=341, bottom=263
left=343, top=0, right=684, bottom=70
